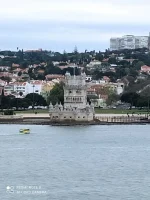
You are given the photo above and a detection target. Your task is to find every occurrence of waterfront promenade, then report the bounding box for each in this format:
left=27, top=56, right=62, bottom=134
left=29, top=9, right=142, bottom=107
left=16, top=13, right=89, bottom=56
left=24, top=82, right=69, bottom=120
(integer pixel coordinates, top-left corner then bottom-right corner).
left=21, top=113, right=146, bottom=118
left=0, top=112, right=149, bottom=125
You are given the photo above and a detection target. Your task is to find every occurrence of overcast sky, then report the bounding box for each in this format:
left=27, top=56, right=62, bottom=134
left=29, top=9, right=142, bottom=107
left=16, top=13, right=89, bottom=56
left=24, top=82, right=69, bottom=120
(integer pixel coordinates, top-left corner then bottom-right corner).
left=1, top=0, right=150, bottom=52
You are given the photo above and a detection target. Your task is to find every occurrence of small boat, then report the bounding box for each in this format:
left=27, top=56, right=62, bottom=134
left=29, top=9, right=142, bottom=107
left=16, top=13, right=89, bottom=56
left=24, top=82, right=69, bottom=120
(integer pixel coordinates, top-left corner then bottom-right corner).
left=19, top=129, right=30, bottom=134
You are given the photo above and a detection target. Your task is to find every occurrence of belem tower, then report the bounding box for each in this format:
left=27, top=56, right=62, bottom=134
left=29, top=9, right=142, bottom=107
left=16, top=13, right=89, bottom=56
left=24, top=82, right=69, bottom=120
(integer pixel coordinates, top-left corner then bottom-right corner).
left=49, top=72, right=95, bottom=121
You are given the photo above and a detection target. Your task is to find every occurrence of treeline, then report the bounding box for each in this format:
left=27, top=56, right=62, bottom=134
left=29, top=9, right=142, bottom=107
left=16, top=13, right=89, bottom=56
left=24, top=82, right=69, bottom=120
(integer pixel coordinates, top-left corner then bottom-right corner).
left=0, top=93, right=47, bottom=110
left=1, top=47, right=150, bottom=82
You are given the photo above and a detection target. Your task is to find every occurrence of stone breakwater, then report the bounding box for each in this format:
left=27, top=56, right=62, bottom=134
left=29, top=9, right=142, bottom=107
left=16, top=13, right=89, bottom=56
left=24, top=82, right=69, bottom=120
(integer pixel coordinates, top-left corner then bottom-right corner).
left=0, top=113, right=150, bottom=125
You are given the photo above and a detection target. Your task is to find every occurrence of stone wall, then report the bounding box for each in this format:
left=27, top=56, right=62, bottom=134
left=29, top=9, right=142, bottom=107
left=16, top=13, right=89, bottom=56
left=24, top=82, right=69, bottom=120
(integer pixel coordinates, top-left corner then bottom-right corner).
left=49, top=110, right=94, bottom=122
left=49, top=104, right=94, bottom=122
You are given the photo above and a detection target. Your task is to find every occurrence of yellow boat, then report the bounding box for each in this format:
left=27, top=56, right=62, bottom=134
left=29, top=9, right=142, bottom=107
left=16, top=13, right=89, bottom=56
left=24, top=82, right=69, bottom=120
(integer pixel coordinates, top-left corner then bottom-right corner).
left=19, top=129, right=30, bottom=134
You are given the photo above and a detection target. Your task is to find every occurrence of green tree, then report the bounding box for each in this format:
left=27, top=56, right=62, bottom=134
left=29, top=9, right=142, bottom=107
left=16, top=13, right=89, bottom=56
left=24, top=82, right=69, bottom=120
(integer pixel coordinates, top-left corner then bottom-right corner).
left=45, top=62, right=62, bottom=75
left=121, top=92, right=140, bottom=108
left=10, top=97, right=31, bottom=110
left=20, top=61, right=29, bottom=68
left=25, top=93, right=47, bottom=107
left=0, top=95, right=13, bottom=109
left=134, top=61, right=144, bottom=70
left=129, top=68, right=138, bottom=78
left=106, top=93, right=120, bottom=105
left=18, top=71, right=22, bottom=76
left=1, top=76, right=11, bottom=83
left=47, top=82, right=64, bottom=105
left=137, top=96, right=148, bottom=108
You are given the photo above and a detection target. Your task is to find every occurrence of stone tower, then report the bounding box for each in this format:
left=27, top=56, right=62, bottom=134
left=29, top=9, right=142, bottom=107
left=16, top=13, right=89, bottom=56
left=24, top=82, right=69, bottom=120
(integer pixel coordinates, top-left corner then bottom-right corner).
left=64, top=72, right=87, bottom=109
left=49, top=72, right=94, bottom=122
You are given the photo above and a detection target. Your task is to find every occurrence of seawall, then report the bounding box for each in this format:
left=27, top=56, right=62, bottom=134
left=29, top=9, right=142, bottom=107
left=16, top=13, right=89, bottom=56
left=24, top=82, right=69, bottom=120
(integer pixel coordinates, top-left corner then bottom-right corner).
left=0, top=113, right=149, bottom=125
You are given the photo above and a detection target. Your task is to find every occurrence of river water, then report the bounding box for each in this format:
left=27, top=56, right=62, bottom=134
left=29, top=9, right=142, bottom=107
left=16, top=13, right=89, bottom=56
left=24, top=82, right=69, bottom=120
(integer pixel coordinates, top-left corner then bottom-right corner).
left=0, top=124, right=150, bottom=200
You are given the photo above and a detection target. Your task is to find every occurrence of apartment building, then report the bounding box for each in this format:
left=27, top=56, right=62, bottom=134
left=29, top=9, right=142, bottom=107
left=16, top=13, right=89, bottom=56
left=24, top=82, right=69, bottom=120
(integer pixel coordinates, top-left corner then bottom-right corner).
left=110, top=35, right=149, bottom=51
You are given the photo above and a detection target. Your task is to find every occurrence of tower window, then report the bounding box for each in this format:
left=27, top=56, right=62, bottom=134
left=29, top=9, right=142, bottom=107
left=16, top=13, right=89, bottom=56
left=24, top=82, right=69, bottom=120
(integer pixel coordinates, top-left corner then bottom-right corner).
left=76, top=90, right=81, bottom=94
left=69, top=90, right=72, bottom=93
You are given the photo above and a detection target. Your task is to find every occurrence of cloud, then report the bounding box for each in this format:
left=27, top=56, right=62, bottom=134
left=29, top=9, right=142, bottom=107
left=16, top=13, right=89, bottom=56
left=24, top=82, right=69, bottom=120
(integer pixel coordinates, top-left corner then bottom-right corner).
left=1, top=0, right=150, bottom=24
left=0, top=0, right=150, bottom=51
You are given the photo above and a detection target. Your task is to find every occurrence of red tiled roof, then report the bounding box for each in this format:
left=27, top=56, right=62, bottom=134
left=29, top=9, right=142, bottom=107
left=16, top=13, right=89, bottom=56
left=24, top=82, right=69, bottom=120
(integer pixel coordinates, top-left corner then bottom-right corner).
left=46, top=74, right=64, bottom=79
left=12, top=63, right=20, bottom=68
left=14, top=82, right=27, bottom=86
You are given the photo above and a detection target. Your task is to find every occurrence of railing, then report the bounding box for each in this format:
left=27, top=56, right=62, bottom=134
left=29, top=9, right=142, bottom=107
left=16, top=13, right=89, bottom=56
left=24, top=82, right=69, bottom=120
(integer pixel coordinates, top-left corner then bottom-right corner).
left=95, top=116, right=146, bottom=123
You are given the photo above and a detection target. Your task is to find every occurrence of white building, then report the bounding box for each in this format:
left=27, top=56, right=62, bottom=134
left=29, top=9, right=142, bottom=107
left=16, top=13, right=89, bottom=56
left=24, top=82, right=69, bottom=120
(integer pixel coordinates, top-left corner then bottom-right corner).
left=49, top=72, right=95, bottom=122
left=28, top=81, right=42, bottom=95
left=86, top=76, right=92, bottom=82
left=4, top=81, right=43, bottom=97
left=110, top=37, right=120, bottom=51
left=135, top=36, right=149, bottom=49
left=4, top=84, right=14, bottom=95
left=91, top=99, right=106, bottom=108
left=110, top=35, right=149, bottom=51
left=86, top=60, right=101, bottom=69
left=0, top=66, right=11, bottom=71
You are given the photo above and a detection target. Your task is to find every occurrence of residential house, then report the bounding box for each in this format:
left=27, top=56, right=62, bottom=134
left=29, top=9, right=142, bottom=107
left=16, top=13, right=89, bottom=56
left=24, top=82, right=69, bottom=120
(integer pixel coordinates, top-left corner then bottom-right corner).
left=13, top=82, right=29, bottom=97
left=0, top=79, right=7, bottom=86
left=0, top=72, right=11, bottom=77
left=0, top=66, right=11, bottom=71
left=45, top=74, right=64, bottom=81
left=141, top=65, right=150, bottom=74
left=37, top=69, right=45, bottom=75
left=87, top=88, right=97, bottom=97
left=25, top=49, right=42, bottom=53
left=12, top=68, right=22, bottom=75
left=41, top=81, right=55, bottom=101
left=12, top=63, right=20, bottom=68
left=29, top=81, right=43, bottom=95
left=86, top=76, right=92, bottom=82
left=4, top=84, right=15, bottom=96
left=103, top=76, right=110, bottom=83
left=86, top=60, right=101, bottom=69
left=52, top=61, right=60, bottom=66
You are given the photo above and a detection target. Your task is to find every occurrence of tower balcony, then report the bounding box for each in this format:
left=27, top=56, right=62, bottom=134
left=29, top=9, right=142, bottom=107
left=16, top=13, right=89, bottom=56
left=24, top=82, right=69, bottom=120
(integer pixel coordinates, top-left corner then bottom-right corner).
left=64, top=85, right=87, bottom=90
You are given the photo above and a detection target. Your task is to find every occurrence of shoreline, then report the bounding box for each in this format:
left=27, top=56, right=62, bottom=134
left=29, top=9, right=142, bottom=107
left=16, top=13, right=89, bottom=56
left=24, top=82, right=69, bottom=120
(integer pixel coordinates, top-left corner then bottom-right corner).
left=0, top=119, right=150, bottom=126
left=0, top=113, right=150, bottom=126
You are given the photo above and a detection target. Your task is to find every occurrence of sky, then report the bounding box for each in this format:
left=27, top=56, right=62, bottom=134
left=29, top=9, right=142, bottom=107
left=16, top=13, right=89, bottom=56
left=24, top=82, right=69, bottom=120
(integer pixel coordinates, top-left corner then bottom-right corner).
left=1, top=0, right=150, bottom=52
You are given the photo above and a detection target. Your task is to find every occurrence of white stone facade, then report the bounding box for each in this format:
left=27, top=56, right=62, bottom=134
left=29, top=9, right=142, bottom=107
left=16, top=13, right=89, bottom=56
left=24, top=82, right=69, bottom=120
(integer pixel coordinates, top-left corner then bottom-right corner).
left=49, top=72, right=95, bottom=122
left=49, top=103, right=94, bottom=121
left=64, top=72, right=87, bottom=109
